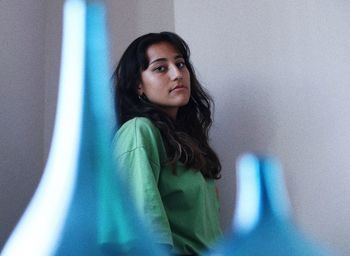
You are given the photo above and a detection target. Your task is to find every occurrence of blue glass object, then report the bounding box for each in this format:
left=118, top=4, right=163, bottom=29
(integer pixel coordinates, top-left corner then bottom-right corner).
left=208, top=153, right=332, bottom=256
left=1, top=1, right=163, bottom=255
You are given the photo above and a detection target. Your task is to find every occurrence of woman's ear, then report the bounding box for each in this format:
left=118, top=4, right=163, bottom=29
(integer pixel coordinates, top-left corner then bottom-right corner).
left=137, top=84, right=143, bottom=96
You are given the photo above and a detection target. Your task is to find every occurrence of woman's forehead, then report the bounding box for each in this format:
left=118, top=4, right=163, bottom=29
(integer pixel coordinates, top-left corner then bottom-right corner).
left=146, top=42, right=182, bottom=61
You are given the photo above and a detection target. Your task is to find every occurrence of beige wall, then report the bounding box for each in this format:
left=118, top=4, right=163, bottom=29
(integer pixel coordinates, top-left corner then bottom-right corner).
left=0, top=0, right=46, bottom=248
left=44, top=0, right=64, bottom=158
left=174, top=1, right=350, bottom=254
left=105, top=0, right=175, bottom=70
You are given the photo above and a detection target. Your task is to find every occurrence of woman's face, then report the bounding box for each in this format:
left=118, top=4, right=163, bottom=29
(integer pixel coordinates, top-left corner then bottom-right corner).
left=138, top=41, right=191, bottom=119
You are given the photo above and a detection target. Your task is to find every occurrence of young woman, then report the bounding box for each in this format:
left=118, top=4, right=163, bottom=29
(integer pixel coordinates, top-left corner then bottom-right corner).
left=112, top=32, right=222, bottom=255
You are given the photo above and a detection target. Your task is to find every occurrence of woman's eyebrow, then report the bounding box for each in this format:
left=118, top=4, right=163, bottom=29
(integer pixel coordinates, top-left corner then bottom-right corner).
left=149, top=55, right=184, bottom=65
left=149, top=58, right=167, bottom=65
left=174, top=54, right=184, bottom=60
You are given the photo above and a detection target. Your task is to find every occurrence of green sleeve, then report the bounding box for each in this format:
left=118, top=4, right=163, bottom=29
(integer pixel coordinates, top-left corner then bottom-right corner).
left=114, top=118, right=173, bottom=247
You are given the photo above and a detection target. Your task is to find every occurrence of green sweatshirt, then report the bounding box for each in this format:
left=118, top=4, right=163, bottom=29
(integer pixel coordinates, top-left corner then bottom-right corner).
left=113, top=117, right=222, bottom=255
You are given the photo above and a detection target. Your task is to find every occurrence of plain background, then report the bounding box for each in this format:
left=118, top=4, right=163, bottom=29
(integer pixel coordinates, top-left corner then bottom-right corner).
left=1, top=1, right=349, bottom=254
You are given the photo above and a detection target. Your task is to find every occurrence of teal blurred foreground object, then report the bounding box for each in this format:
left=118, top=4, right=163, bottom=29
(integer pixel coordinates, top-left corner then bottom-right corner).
left=1, top=0, right=164, bottom=255
left=208, top=153, right=332, bottom=256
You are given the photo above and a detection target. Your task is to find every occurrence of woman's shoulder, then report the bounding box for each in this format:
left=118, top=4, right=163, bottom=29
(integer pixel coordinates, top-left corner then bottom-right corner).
left=113, top=117, right=167, bottom=161
left=117, top=117, right=158, bottom=136
left=114, top=117, right=163, bottom=151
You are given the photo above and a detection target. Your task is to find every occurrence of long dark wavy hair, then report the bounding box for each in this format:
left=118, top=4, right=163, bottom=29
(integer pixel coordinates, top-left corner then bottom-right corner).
left=113, top=32, right=221, bottom=179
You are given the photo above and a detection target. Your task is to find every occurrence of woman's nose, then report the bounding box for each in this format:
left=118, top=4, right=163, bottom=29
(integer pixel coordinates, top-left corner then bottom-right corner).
left=169, top=65, right=183, bottom=80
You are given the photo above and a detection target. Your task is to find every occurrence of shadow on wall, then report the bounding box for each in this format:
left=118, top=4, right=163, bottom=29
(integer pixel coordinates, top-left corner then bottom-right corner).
left=105, top=0, right=175, bottom=70
left=211, top=78, right=277, bottom=231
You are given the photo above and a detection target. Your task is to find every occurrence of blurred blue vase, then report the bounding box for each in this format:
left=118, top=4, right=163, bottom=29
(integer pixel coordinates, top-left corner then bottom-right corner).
left=208, top=153, right=332, bottom=256
left=1, top=1, right=163, bottom=255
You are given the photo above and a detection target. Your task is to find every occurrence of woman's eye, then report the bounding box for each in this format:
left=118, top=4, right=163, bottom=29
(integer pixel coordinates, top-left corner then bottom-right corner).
left=154, top=66, right=167, bottom=72
left=177, top=62, right=186, bottom=69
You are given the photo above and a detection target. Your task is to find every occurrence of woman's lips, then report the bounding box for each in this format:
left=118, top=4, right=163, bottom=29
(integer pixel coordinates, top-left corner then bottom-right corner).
left=170, top=85, right=187, bottom=92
